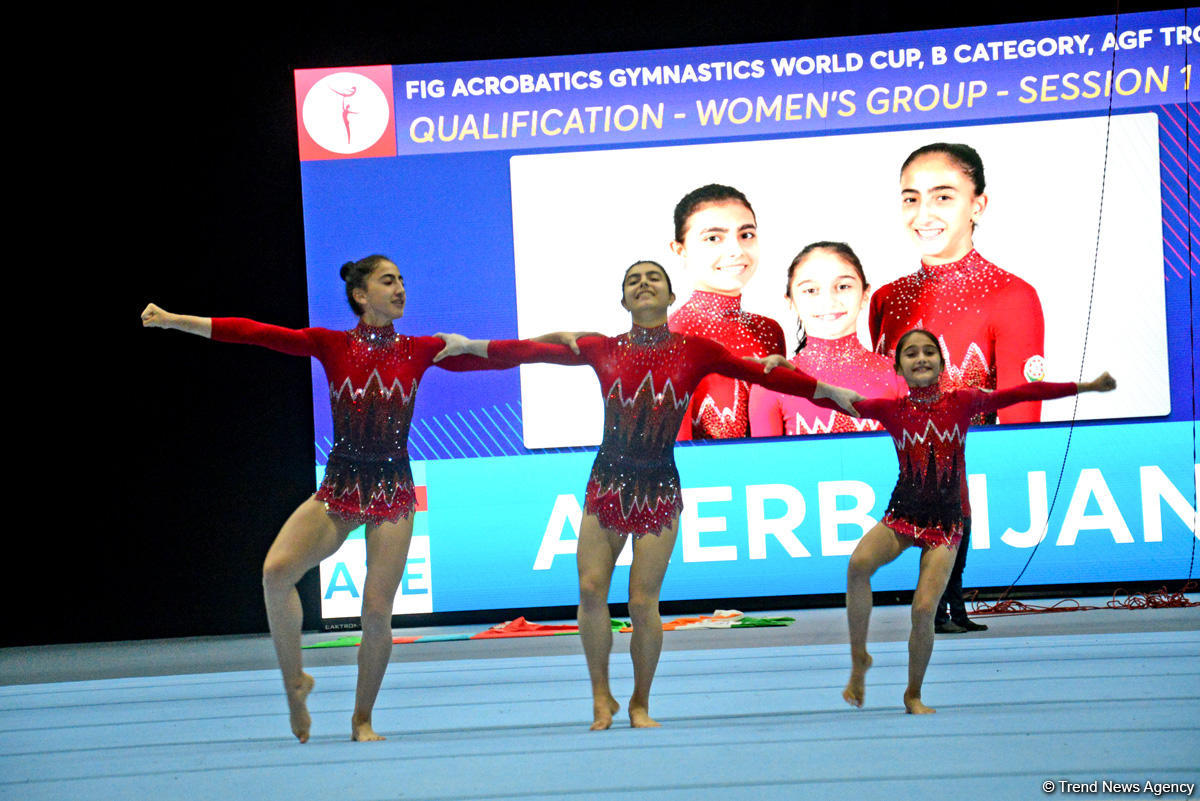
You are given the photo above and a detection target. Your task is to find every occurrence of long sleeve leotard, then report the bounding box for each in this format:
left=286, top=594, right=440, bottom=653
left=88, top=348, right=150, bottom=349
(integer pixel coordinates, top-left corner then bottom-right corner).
left=668, top=290, right=786, bottom=440
left=856, top=381, right=1077, bottom=548
left=211, top=318, right=491, bottom=525
left=490, top=324, right=825, bottom=537
left=869, top=250, right=1045, bottom=424
left=749, top=334, right=902, bottom=436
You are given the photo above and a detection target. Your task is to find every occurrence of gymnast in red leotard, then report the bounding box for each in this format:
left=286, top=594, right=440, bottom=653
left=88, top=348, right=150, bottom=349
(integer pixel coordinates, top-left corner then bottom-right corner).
left=840, top=328, right=1115, bottom=714
left=871, top=143, right=1052, bottom=632
left=141, top=255, right=500, bottom=744
left=437, top=260, right=862, bottom=731
left=666, top=184, right=786, bottom=440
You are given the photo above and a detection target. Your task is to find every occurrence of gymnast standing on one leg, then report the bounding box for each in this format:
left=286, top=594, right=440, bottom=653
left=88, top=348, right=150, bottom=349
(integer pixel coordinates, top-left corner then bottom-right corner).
left=871, top=142, right=1048, bottom=632
left=141, top=255, right=505, bottom=744
left=437, top=260, right=862, bottom=730
left=841, top=328, right=1115, bottom=714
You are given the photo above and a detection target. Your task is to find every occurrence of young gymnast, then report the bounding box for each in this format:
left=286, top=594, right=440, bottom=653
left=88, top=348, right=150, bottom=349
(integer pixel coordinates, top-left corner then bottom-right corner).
left=870, top=142, right=1049, bottom=631
left=869, top=142, right=1046, bottom=425
left=841, top=328, right=1115, bottom=714
left=666, top=184, right=786, bottom=440
left=141, top=255, right=505, bottom=743
left=749, top=242, right=901, bottom=436
left=438, top=261, right=861, bottom=730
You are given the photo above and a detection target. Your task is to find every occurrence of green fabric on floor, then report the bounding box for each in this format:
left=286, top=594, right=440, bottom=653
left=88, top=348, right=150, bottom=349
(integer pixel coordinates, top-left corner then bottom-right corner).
left=303, top=635, right=361, bottom=649
left=730, top=616, right=796, bottom=628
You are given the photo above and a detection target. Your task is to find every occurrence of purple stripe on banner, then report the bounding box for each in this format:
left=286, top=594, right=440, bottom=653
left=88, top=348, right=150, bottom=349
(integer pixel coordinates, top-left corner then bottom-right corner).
left=409, top=424, right=437, bottom=460
left=481, top=406, right=521, bottom=452
left=468, top=408, right=511, bottom=456
left=1161, top=137, right=1187, bottom=176
left=1159, top=103, right=1199, bottom=279
left=1162, top=234, right=1186, bottom=280
left=501, top=403, right=526, bottom=445
left=433, top=416, right=473, bottom=459
left=418, top=419, right=456, bottom=460
left=1160, top=102, right=1183, bottom=132
left=1160, top=168, right=1186, bottom=211
left=1162, top=191, right=1187, bottom=233
left=455, top=411, right=495, bottom=457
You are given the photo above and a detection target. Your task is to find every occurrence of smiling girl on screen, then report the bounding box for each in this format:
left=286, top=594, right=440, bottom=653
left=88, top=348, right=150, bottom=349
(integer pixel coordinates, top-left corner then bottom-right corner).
left=841, top=328, right=1114, bottom=714
left=141, top=256, right=511, bottom=745
left=749, top=242, right=901, bottom=436
left=869, top=143, right=1047, bottom=425
left=666, top=184, right=786, bottom=440
left=436, top=261, right=861, bottom=731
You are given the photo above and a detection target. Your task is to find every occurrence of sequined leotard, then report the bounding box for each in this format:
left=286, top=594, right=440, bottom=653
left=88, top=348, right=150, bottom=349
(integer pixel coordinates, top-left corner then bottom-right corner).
left=856, top=381, right=1077, bottom=548
left=869, top=250, right=1045, bottom=424
left=749, top=334, right=901, bottom=436
left=490, top=325, right=826, bottom=537
left=211, top=318, right=489, bottom=525
left=668, top=290, right=786, bottom=440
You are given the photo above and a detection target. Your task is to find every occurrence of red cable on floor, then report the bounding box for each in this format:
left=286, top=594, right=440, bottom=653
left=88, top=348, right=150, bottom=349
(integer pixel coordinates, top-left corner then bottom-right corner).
left=966, top=583, right=1199, bottom=617
left=1104, top=582, right=1200, bottom=610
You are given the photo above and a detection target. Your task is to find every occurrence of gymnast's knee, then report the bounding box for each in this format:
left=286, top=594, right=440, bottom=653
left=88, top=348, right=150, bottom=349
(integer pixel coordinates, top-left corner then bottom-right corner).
left=261, top=556, right=297, bottom=594
left=358, top=593, right=393, bottom=629
left=911, top=595, right=938, bottom=622
left=578, top=574, right=612, bottom=606
left=626, top=591, right=660, bottom=623
left=847, top=552, right=875, bottom=582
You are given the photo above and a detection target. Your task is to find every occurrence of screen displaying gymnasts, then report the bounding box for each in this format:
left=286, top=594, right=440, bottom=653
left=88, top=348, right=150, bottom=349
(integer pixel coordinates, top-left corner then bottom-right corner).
left=294, top=10, right=1199, bottom=623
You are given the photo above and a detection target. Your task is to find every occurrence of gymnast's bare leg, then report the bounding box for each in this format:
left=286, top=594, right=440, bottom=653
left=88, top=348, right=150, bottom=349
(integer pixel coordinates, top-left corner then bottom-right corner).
left=904, top=543, right=956, bottom=714
left=843, top=522, right=908, bottom=708
left=626, top=519, right=679, bottom=728
left=349, top=515, right=414, bottom=740
left=261, top=497, right=357, bottom=742
left=576, top=513, right=625, bottom=730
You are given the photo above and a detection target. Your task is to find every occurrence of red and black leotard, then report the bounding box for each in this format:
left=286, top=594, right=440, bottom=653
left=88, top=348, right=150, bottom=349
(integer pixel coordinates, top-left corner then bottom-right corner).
left=490, top=324, right=826, bottom=537
left=855, top=381, right=1078, bottom=548
left=211, top=318, right=488, bottom=525
left=668, top=290, right=786, bottom=440
left=749, top=334, right=902, bottom=436
left=868, top=250, right=1045, bottom=424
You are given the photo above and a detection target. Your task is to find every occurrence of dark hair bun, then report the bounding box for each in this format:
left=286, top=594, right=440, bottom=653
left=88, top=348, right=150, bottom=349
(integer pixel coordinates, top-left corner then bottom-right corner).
left=340, top=261, right=355, bottom=281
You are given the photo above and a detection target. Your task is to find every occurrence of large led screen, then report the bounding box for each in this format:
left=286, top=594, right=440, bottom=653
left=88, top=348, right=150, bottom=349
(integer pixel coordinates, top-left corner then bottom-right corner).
left=294, top=10, right=1200, bottom=622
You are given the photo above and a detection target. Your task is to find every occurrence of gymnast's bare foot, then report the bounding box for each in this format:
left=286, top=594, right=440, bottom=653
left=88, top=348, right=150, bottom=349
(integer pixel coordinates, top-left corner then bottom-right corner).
left=903, top=689, right=935, bottom=714
left=286, top=672, right=315, bottom=743
left=351, top=713, right=386, bottom=742
left=590, top=693, right=620, bottom=730
left=628, top=695, right=660, bottom=728
left=842, top=651, right=872, bottom=708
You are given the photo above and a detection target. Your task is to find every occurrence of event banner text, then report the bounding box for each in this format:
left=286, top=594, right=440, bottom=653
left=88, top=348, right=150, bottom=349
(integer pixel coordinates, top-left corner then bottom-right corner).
left=391, top=10, right=1198, bottom=154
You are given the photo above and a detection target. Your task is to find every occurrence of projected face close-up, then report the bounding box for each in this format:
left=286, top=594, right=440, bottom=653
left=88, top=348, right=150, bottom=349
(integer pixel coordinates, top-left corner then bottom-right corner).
left=786, top=247, right=869, bottom=341
left=670, top=200, right=759, bottom=295
left=899, top=152, right=987, bottom=265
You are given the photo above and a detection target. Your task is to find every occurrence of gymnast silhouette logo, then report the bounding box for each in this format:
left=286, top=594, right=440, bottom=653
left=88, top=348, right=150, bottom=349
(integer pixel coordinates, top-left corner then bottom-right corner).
left=300, top=71, right=391, bottom=155
left=332, top=85, right=358, bottom=145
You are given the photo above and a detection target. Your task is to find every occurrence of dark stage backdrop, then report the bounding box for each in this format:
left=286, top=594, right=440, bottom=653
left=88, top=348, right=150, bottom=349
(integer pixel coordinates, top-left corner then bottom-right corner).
left=21, top=2, right=1187, bottom=647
